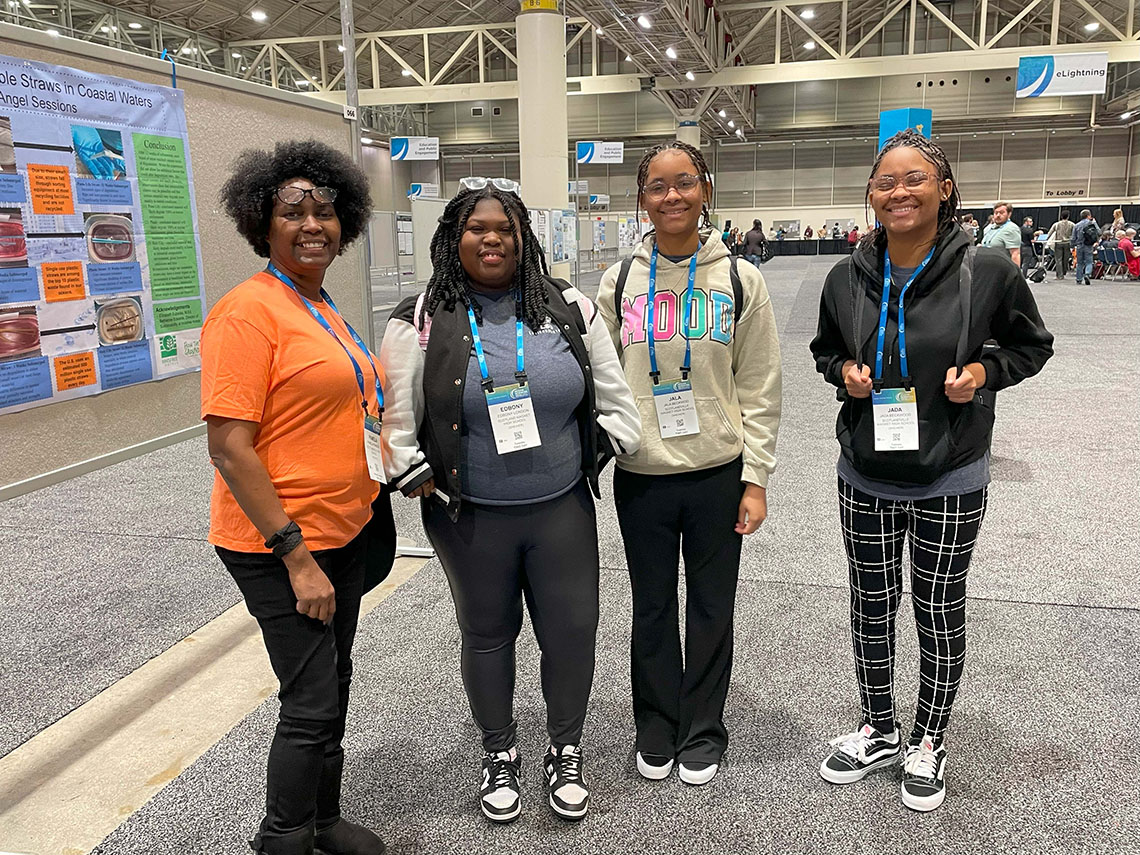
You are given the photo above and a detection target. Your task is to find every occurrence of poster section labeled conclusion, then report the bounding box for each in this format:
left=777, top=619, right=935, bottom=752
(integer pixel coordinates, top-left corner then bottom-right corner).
left=0, top=54, right=205, bottom=415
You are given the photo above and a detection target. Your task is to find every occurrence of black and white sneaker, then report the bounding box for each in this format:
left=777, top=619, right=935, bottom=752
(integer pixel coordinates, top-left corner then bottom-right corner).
left=636, top=752, right=674, bottom=780
left=543, top=744, right=590, bottom=820
left=479, top=748, right=521, bottom=823
left=819, top=723, right=901, bottom=784
left=901, top=737, right=947, bottom=812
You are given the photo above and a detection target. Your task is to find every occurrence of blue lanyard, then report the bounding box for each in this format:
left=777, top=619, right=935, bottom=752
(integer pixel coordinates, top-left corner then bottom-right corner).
left=465, top=291, right=526, bottom=391
left=647, top=243, right=700, bottom=381
left=266, top=263, right=383, bottom=414
left=876, top=247, right=935, bottom=389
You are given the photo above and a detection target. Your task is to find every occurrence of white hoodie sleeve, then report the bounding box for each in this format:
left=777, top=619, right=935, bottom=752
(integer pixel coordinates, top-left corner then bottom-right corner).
left=378, top=311, right=433, bottom=495
left=731, top=269, right=782, bottom=488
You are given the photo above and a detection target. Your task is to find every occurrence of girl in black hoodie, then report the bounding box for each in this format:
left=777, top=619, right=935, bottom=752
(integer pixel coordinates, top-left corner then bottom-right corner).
left=810, top=131, right=1053, bottom=812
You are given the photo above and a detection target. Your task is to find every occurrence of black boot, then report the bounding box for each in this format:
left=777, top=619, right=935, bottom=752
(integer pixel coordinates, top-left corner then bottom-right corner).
left=250, top=825, right=315, bottom=855
left=314, top=819, right=386, bottom=855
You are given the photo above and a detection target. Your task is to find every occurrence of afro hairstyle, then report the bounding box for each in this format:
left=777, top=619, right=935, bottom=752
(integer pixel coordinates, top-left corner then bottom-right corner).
left=219, top=138, right=372, bottom=258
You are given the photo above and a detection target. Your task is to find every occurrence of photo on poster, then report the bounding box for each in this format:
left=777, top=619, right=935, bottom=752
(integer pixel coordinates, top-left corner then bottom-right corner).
left=0, top=305, right=40, bottom=362
left=0, top=208, right=28, bottom=268
left=70, top=125, right=127, bottom=180
left=84, top=212, right=135, bottom=263
left=0, top=117, right=14, bottom=174
left=95, top=295, right=143, bottom=345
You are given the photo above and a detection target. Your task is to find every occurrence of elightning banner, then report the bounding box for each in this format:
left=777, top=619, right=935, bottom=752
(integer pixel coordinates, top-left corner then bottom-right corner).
left=0, top=54, right=206, bottom=415
left=1016, top=53, right=1108, bottom=98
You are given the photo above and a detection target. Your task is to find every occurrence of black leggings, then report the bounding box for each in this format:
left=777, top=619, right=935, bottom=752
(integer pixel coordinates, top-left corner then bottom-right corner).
left=613, top=458, right=745, bottom=764
left=422, top=479, right=600, bottom=753
left=838, top=477, right=988, bottom=747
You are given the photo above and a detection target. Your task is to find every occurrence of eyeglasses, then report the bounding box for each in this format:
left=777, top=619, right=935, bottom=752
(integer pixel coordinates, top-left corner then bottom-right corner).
left=274, top=185, right=338, bottom=205
left=870, top=171, right=935, bottom=193
left=642, top=174, right=702, bottom=201
left=460, top=176, right=520, bottom=194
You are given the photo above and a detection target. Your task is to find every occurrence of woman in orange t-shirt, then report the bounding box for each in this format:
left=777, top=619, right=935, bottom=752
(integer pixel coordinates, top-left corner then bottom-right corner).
left=202, top=140, right=392, bottom=855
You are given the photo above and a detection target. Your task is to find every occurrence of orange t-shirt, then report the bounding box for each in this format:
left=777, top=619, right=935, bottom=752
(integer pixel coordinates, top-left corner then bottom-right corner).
left=200, top=271, right=381, bottom=553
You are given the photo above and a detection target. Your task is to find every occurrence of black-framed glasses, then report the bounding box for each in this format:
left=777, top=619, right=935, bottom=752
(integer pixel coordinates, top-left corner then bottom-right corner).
left=870, top=171, right=934, bottom=193
left=642, top=174, right=702, bottom=201
left=275, top=185, right=338, bottom=205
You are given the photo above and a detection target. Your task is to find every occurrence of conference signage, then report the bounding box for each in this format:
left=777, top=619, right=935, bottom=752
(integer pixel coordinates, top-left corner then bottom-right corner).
left=407, top=183, right=439, bottom=199
left=568, top=180, right=589, bottom=195
left=576, top=141, right=624, bottom=164
left=589, top=194, right=610, bottom=206
left=0, top=53, right=206, bottom=415
left=390, top=136, right=439, bottom=160
left=1016, top=53, right=1108, bottom=98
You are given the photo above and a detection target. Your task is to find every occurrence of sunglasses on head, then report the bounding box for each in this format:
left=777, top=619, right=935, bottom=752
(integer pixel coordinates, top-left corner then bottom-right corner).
left=459, top=176, right=520, bottom=195
left=275, top=185, right=338, bottom=205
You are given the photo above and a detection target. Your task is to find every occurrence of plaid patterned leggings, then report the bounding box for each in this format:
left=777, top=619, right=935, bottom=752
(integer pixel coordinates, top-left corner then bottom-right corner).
left=838, top=477, right=988, bottom=748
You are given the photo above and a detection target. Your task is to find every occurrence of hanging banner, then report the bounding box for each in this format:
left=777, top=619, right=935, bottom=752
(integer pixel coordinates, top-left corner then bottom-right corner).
left=576, top=141, right=624, bottom=164
left=390, top=136, right=439, bottom=160
left=0, top=54, right=205, bottom=415
left=588, top=194, right=610, bottom=206
left=1016, top=53, right=1108, bottom=98
left=407, top=182, right=439, bottom=199
left=568, top=180, right=589, bottom=196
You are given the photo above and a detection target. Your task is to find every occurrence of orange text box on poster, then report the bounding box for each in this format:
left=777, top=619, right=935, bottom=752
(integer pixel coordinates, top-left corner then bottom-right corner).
left=41, top=262, right=85, bottom=302
left=53, top=351, right=97, bottom=392
left=27, top=164, right=75, bottom=215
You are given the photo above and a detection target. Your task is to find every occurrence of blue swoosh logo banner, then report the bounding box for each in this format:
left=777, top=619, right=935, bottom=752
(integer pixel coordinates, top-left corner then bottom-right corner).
left=1017, top=55, right=1055, bottom=98
left=576, top=142, right=595, bottom=163
left=391, top=137, right=410, bottom=160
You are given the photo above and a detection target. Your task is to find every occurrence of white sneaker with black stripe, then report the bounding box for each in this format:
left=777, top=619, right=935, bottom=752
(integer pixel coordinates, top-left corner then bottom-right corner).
left=479, top=748, right=521, bottom=823
left=901, top=737, right=948, bottom=812
left=543, top=744, right=589, bottom=820
left=819, top=723, right=901, bottom=784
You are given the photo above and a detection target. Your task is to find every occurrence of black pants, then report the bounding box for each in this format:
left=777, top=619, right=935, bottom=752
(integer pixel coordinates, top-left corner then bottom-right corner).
left=613, top=458, right=744, bottom=764
left=837, top=478, right=987, bottom=748
left=422, top=479, right=599, bottom=753
left=217, top=517, right=386, bottom=838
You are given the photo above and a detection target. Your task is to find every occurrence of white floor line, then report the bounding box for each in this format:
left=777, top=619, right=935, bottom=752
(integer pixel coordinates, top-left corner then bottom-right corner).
left=0, top=554, right=428, bottom=855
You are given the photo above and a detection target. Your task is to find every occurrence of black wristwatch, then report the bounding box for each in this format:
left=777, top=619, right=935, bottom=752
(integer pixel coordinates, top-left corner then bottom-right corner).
left=265, top=520, right=304, bottom=559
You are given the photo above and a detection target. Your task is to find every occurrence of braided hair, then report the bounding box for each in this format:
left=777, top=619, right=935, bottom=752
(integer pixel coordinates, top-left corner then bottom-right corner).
left=635, top=140, right=715, bottom=240
left=420, top=186, right=550, bottom=332
left=858, top=129, right=962, bottom=254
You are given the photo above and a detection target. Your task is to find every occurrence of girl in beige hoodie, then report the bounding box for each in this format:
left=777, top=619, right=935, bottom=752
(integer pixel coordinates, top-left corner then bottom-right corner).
left=598, top=141, right=782, bottom=786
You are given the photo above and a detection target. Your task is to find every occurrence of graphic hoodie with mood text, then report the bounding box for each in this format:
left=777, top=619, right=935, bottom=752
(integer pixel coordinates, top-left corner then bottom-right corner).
left=598, top=234, right=782, bottom=487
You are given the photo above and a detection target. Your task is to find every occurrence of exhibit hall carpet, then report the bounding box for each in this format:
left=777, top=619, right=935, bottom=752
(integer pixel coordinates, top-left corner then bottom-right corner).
left=1, top=255, right=1136, bottom=854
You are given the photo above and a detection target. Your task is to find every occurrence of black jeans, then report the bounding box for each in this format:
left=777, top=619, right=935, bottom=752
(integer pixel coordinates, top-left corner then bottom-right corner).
left=217, top=527, right=371, bottom=837
left=422, top=479, right=600, bottom=753
left=613, top=458, right=745, bottom=765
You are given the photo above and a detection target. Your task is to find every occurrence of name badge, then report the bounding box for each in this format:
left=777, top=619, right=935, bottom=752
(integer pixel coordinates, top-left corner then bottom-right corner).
left=653, top=377, right=700, bottom=438
left=364, top=414, right=387, bottom=483
left=485, top=383, right=542, bottom=454
left=871, top=388, right=919, bottom=452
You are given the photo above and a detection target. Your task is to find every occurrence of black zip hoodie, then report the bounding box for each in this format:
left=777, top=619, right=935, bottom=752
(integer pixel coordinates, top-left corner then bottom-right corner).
left=810, top=225, right=1054, bottom=486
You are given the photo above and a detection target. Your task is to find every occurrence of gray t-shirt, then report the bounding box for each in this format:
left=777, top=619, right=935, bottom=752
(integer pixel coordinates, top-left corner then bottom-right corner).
left=460, top=290, right=586, bottom=505
left=837, top=262, right=990, bottom=501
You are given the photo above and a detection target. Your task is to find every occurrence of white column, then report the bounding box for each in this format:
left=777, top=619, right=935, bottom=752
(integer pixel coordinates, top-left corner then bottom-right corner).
left=676, top=115, right=701, bottom=148
left=517, top=0, right=571, bottom=278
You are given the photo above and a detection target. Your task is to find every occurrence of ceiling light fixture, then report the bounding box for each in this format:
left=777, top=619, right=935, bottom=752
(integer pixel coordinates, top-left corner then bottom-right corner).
left=128, top=22, right=142, bottom=29
left=251, top=9, right=268, bottom=22
left=728, top=119, right=735, bottom=128
left=803, top=40, right=816, bottom=50
left=401, top=68, right=413, bottom=77
left=231, top=52, right=241, bottom=58
left=360, top=136, right=372, bottom=144
left=637, top=15, right=651, bottom=29
left=297, top=79, right=310, bottom=87
left=665, top=46, right=677, bottom=59
left=718, top=109, right=727, bottom=118
left=801, top=9, right=815, bottom=19
left=47, top=27, right=59, bottom=36
left=1084, top=21, right=1099, bottom=31
left=100, top=25, right=109, bottom=33
left=624, top=54, right=632, bottom=62
left=596, top=26, right=604, bottom=35
left=1122, top=110, right=1135, bottom=120
left=338, top=44, right=345, bottom=52
left=685, top=70, right=695, bottom=81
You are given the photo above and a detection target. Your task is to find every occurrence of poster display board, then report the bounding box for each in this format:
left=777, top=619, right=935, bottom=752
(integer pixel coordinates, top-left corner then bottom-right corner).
left=0, top=54, right=206, bottom=415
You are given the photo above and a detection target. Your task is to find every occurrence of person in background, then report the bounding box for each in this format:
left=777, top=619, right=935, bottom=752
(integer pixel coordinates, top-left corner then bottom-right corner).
left=205, top=140, right=392, bottom=855
left=820, top=223, right=829, bottom=239
left=811, top=129, right=1053, bottom=813
left=776, top=226, right=786, bottom=241
left=832, top=223, right=842, bottom=239
left=960, top=214, right=977, bottom=243
left=1019, top=217, right=1035, bottom=274
left=1071, top=208, right=1098, bottom=286
left=847, top=225, right=860, bottom=248
left=380, top=179, right=641, bottom=824
left=744, top=218, right=767, bottom=266
left=1100, top=230, right=1120, bottom=251
left=981, top=202, right=1021, bottom=266
left=1112, top=207, right=1125, bottom=235
left=1044, top=210, right=1074, bottom=280
left=722, top=224, right=732, bottom=248
left=804, top=224, right=814, bottom=239
left=1120, top=228, right=1140, bottom=278
left=598, top=139, right=781, bottom=788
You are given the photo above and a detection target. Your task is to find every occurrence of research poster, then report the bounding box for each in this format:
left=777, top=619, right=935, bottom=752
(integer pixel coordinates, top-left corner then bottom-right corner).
left=0, top=54, right=205, bottom=415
